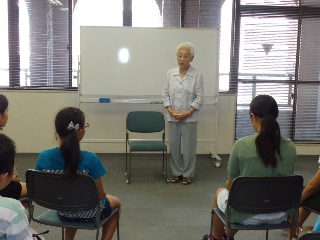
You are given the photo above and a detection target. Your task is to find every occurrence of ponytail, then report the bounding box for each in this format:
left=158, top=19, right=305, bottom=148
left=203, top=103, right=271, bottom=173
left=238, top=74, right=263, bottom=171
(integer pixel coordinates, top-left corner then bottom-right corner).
left=60, top=131, right=81, bottom=178
left=55, top=107, right=84, bottom=179
left=255, top=114, right=282, bottom=168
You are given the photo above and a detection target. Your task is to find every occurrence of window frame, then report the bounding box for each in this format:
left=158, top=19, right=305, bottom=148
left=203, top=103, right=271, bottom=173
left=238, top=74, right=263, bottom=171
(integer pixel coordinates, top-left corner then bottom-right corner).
left=231, top=0, right=320, bottom=142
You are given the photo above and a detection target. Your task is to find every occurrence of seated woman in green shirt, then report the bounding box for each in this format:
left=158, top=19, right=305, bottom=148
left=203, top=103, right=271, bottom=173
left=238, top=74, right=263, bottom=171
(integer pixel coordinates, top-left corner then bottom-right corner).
left=204, top=95, right=297, bottom=240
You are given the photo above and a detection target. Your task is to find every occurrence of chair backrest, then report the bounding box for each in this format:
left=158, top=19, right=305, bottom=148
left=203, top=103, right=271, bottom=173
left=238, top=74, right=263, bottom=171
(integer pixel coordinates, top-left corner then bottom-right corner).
left=228, top=175, right=303, bottom=214
left=297, top=231, right=320, bottom=240
left=126, top=111, right=165, bottom=133
left=26, top=169, right=99, bottom=211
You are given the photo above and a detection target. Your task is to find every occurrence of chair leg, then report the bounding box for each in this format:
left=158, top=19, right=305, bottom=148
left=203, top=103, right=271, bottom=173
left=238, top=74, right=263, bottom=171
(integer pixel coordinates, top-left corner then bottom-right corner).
left=96, top=227, right=99, bottom=240
left=210, top=209, right=214, bottom=240
left=162, top=151, right=164, bottom=173
left=62, top=227, right=64, bottom=240
left=162, top=151, right=168, bottom=182
left=125, top=149, right=128, bottom=172
left=266, top=229, right=269, bottom=240
left=128, top=151, right=132, bottom=184
left=116, top=213, right=120, bottom=240
left=127, top=150, right=132, bottom=183
left=125, top=143, right=129, bottom=183
left=125, top=141, right=127, bottom=169
left=165, top=151, right=168, bottom=182
left=125, top=150, right=131, bottom=184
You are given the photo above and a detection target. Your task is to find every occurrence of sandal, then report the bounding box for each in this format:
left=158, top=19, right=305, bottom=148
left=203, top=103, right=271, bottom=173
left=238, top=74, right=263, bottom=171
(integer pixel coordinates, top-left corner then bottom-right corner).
left=170, top=175, right=183, bottom=183
left=181, top=177, right=192, bottom=185
left=202, top=234, right=218, bottom=240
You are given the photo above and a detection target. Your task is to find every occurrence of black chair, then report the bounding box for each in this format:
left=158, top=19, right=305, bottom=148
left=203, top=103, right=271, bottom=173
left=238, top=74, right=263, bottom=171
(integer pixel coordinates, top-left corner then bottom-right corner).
left=300, top=204, right=320, bottom=215
left=26, top=169, right=120, bottom=240
left=125, top=111, right=168, bottom=184
left=19, top=196, right=32, bottom=222
left=209, top=175, right=304, bottom=240
left=297, top=231, right=320, bottom=240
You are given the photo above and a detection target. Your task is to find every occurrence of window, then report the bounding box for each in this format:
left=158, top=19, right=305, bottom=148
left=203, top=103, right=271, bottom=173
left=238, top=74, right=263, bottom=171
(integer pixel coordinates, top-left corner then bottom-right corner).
left=72, top=0, right=123, bottom=87
left=0, top=0, right=29, bottom=86
left=233, top=0, right=320, bottom=141
left=219, top=0, right=232, bottom=92
left=0, top=0, right=9, bottom=86
left=2, top=0, right=223, bottom=90
left=132, top=0, right=163, bottom=27
left=2, top=0, right=166, bottom=88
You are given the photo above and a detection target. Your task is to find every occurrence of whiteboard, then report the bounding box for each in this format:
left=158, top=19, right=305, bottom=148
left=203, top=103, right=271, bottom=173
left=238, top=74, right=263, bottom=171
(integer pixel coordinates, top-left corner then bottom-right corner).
left=79, top=26, right=219, bottom=99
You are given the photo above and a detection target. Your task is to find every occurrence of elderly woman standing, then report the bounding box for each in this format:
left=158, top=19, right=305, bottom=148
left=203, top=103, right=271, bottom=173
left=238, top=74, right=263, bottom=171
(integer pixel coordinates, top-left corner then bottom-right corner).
left=162, top=42, right=204, bottom=185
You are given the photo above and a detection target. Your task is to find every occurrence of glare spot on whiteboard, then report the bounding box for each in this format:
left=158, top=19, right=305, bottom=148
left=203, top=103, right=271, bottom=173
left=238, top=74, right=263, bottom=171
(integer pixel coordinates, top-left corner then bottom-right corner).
left=118, top=48, right=129, bottom=64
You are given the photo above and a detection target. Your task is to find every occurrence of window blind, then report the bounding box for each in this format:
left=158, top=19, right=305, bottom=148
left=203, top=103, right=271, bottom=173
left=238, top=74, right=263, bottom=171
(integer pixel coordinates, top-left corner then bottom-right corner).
left=2, top=0, right=319, bottom=142
left=233, top=0, right=320, bottom=141
left=2, top=0, right=224, bottom=89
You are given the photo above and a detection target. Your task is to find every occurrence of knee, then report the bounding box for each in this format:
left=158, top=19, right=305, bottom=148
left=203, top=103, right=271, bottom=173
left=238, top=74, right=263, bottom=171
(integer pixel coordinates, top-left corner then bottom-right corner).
left=107, top=195, right=121, bottom=212
left=213, top=188, right=226, bottom=207
left=116, top=198, right=121, bottom=212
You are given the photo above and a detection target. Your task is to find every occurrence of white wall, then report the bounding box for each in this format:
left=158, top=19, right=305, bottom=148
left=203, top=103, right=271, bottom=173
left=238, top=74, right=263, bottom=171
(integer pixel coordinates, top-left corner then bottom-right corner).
left=1, top=90, right=319, bottom=155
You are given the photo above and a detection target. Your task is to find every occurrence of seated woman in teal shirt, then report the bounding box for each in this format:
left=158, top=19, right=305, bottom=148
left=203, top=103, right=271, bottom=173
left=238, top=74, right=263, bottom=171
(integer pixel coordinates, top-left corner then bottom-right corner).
left=35, top=107, right=121, bottom=240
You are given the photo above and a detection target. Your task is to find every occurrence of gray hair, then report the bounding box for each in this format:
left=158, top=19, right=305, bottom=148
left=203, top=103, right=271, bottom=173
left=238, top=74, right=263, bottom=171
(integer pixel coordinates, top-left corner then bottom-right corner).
left=176, top=42, right=195, bottom=57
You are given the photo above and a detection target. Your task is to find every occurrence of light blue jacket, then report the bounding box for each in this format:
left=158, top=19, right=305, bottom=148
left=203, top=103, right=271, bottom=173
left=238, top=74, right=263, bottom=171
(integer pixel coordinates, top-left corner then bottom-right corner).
left=162, top=66, right=204, bottom=123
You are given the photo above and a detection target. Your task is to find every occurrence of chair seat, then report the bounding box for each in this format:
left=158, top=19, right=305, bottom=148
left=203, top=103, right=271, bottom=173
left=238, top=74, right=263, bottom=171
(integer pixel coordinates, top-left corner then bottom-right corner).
left=37, top=209, right=98, bottom=229
left=213, top=207, right=292, bottom=230
left=129, top=141, right=167, bottom=151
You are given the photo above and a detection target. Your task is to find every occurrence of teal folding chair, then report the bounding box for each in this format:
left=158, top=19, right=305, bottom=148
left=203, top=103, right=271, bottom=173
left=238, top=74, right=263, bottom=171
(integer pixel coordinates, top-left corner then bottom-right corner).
left=125, top=111, right=169, bottom=184
left=26, top=169, right=120, bottom=240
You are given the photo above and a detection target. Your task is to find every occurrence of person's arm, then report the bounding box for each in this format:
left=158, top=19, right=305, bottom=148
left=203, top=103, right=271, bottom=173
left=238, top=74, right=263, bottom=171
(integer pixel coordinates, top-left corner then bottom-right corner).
left=180, top=107, right=196, bottom=117
left=300, top=169, right=320, bottom=203
left=223, top=141, right=240, bottom=192
left=161, top=70, right=172, bottom=108
left=166, top=106, right=173, bottom=114
left=173, top=106, right=196, bottom=121
left=95, top=178, right=107, bottom=200
left=178, top=71, right=204, bottom=121
left=6, top=203, right=33, bottom=240
left=190, top=71, right=204, bottom=110
left=162, top=71, right=180, bottom=119
left=88, top=153, right=108, bottom=200
left=11, top=166, right=22, bottom=182
left=226, top=141, right=240, bottom=183
left=226, top=179, right=233, bottom=191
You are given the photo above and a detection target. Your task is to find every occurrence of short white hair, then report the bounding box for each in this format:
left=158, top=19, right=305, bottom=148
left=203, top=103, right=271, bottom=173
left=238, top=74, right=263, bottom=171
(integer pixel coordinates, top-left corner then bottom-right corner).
left=176, top=42, right=195, bottom=56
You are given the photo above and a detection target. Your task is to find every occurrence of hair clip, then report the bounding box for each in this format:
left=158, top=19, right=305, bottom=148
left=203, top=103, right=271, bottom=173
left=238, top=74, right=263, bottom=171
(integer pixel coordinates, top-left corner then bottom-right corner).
left=67, top=121, right=79, bottom=131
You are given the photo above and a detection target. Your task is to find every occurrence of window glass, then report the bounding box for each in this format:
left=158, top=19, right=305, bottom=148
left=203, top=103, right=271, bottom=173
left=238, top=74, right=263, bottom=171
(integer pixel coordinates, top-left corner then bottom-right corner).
left=219, top=0, right=232, bottom=92
left=132, top=0, right=162, bottom=27
left=0, top=1, right=9, bottom=86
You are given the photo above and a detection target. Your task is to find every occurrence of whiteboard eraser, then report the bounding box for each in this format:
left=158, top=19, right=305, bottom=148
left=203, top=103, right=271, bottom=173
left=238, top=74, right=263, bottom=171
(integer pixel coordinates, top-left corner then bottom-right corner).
left=99, top=98, right=111, bottom=103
